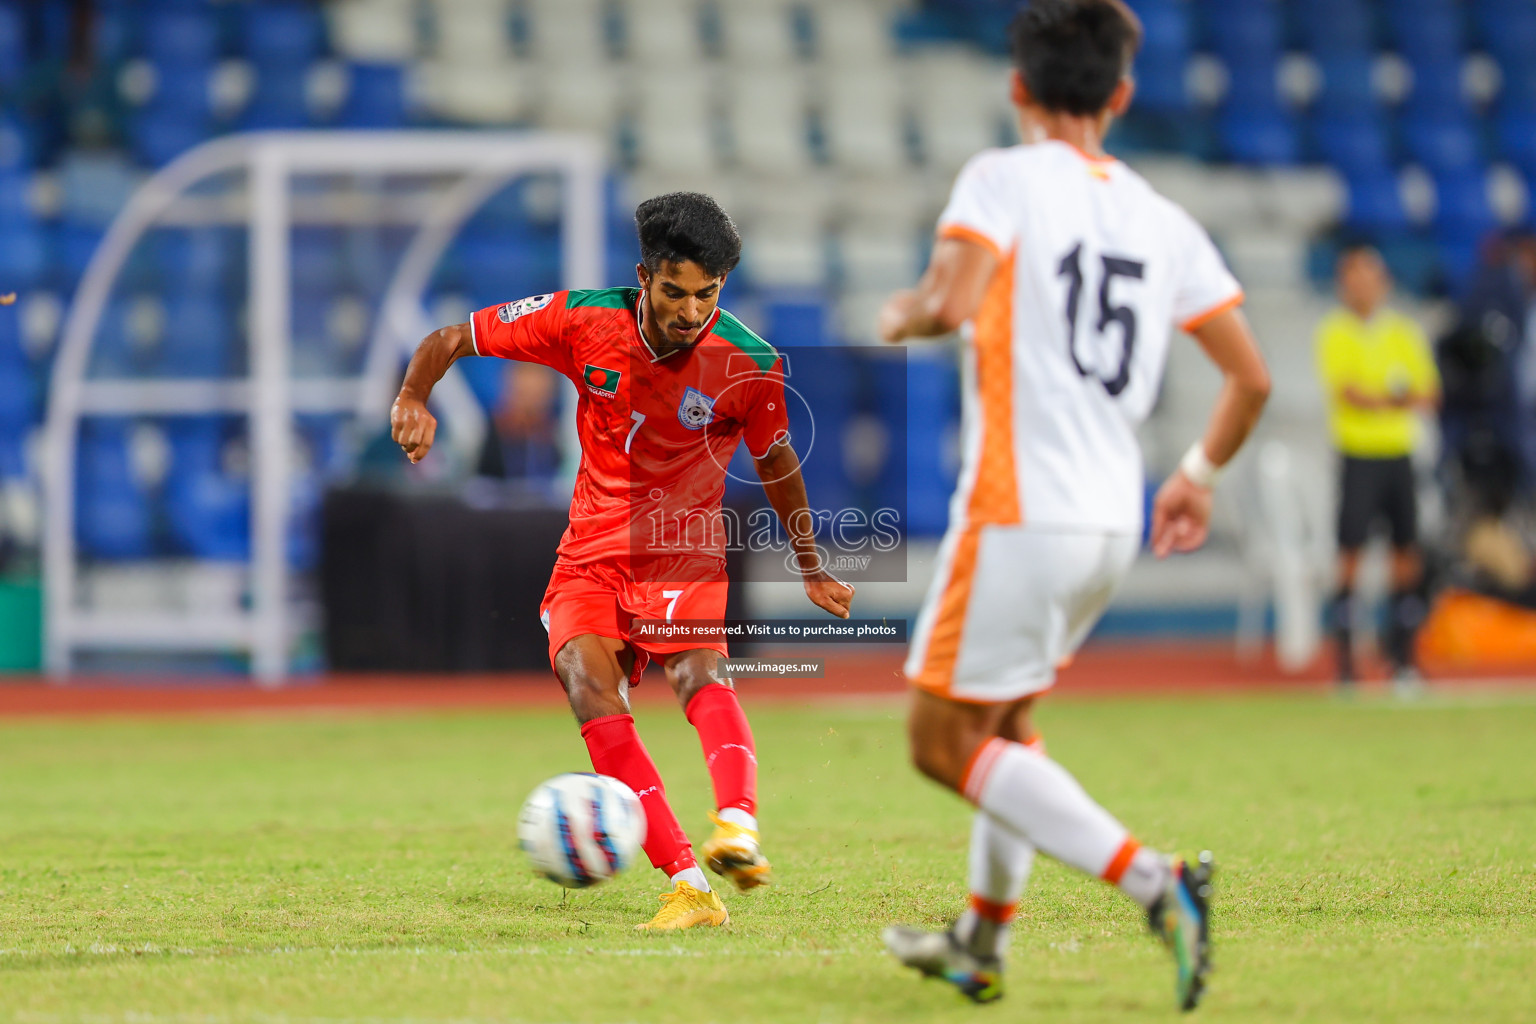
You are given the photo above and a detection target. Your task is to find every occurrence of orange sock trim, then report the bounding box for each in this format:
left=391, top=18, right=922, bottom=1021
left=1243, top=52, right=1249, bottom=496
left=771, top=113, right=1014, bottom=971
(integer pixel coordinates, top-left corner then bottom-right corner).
left=1101, top=837, right=1141, bottom=885
left=968, top=894, right=1018, bottom=924
left=959, top=737, right=1009, bottom=804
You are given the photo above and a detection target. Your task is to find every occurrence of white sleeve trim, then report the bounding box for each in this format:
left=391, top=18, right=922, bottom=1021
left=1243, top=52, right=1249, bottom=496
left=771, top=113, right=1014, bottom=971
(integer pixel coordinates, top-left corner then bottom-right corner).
left=468, top=314, right=481, bottom=356
left=748, top=431, right=792, bottom=460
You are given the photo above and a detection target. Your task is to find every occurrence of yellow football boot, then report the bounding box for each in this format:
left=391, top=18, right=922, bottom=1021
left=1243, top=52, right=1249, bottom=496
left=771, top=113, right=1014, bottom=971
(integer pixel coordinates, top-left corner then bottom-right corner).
left=701, top=811, right=774, bottom=891
left=634, top=880, right=729, bottom=931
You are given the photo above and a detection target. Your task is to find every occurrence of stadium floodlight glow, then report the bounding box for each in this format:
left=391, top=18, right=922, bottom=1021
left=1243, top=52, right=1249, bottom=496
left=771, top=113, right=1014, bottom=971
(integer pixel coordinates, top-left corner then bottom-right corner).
left=43, top=131, right=605, bottom=684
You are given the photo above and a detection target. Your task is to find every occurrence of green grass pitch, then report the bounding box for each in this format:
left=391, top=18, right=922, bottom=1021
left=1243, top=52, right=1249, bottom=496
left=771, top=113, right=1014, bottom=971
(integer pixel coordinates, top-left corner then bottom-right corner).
left=1, top=690, right=1534, bottom=1022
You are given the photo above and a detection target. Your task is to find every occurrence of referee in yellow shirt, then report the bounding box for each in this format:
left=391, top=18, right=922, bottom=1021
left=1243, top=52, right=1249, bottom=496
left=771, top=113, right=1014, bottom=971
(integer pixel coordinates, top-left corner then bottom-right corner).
left=1316, top=245, right=1440, bottom=687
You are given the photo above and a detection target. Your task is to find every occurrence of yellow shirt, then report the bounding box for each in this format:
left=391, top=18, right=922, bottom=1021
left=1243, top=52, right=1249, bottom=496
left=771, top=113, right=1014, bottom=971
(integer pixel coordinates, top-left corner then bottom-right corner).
left=1315, top=307, right=1439, bottom=458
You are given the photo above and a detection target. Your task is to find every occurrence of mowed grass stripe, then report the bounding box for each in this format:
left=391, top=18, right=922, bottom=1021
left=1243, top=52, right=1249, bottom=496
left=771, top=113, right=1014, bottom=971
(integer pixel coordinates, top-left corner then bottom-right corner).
left=1, top=695, right=1533, bottom=1023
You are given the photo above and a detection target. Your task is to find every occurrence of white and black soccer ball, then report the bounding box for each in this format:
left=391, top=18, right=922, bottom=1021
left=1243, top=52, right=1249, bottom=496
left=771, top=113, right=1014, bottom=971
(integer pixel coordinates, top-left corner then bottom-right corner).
left=517, top=773, right=646, bottom=888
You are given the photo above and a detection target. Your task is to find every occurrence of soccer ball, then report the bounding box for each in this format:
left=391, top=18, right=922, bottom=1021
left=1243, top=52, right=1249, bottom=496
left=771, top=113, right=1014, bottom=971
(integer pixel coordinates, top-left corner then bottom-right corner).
left=517, top=773, right=647, bottom=888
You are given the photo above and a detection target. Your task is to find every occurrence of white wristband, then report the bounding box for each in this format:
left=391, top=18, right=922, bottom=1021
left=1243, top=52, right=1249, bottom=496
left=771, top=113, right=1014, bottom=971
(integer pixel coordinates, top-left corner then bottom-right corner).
left=1179, top=441, right=1221, bottom=490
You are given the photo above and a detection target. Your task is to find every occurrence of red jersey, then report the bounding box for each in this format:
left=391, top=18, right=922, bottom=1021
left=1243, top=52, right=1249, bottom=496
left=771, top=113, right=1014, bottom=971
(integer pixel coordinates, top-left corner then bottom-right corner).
left=470, top=287, right=789, bottom=582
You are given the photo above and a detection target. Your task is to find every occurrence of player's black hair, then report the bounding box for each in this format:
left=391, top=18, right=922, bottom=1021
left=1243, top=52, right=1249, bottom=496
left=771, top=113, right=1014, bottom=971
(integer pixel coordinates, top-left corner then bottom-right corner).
left=635, top=192, right=742, bottom=278
left=1009, top=0, right=1143, bottom=116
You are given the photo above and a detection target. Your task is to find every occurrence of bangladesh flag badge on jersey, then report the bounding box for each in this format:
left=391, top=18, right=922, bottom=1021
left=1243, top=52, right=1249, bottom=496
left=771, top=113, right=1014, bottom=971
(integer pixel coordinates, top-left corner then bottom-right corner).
left=583, top=364, right=621, bottom=397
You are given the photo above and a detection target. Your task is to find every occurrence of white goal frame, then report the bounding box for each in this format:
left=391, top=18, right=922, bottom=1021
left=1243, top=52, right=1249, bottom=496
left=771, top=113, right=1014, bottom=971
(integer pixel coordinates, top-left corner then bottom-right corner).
left=43, top=131, right=605, bottom=683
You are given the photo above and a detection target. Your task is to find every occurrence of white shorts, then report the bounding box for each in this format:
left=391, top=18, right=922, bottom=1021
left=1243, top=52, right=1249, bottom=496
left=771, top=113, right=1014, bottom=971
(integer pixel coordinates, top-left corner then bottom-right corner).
left=904, top=524, right=1139, bottom=704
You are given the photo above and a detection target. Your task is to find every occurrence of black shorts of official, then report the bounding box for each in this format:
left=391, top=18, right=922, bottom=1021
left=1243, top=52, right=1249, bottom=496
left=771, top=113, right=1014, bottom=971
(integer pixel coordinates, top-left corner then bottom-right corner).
left=1337, top=455, right=1417, bottom=551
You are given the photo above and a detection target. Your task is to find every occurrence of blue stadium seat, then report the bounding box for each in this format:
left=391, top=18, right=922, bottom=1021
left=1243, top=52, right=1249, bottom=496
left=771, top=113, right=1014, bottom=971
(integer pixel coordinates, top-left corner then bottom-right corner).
left=87, top=299, right=142, bottom=379
left=0, top=314, right=35, bottom=475
left=92, top=0, right=135, bottom=63
left=164, top=417, right=250, bottom=561
left=605, top=238, right=639, bottom=284
left=1129, top=0, right=1191, bottom=54
left=142, top=9, right=220, bottom=65
left=1219, top=108, right=1299, bottom=165
left=289, top=288, right=340, bottom=377
left=1402, top=116, right=1482, bottom=175
left=789, top=347, right=854, bottom=519
left=290, top=227, right=348, bottom=294
left=130, top=108, right=214, bottom=167
left=1311, top=114, right=1392, bottom=177
left=1383, top=1, right=1464, bottom=64
left=900, top=349, right=956, bottom=537
left=1343, top=171, right=1411, bottom=233
left=146, top=62, right=219, bottom=119
left=0, top=2, right=25, bottom=91
left=1434, top=170, right=1496, bottom=244
left=156, top=292, right=233, bottom=377
left=1498, top=62, right=1536, bottom=116
left=76, top=420, right=154, bottom=560
left=1202, top=3, right=1282, bottom=64
left=1438, top=238, right=1483, bottom=294
left=458, top=356, right=508, bottom=413
left=1404, top=58, right=1468, bottom=121
left=1133, top=50, right=1189, bottom=114
left=52, top=220, right=106, bottom=291
left=0, top=107, right=34, bottom=168
left=241, top=66, right=312, bottom=129
left=1313, top=50, right=1377, bottom=119
left=153, top=227, right=242, bottom=294
left=1495, top=110, right=1536, bottom=175
left=1294, top=0, right=1373, bottom=51
left=0, top=219, right=45, bottom=289
left=457, top=228, right=561, bottom=309
left=764, top=298, right=830, bottom=349
left=242, top=2, right=324, bottom=66
left=1475, top=1, right=1536, bottom=72
left=338, top=64, right=406, bottom=128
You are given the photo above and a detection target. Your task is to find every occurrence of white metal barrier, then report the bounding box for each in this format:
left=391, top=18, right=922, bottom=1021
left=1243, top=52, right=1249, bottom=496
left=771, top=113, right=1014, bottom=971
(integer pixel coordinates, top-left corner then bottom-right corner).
left=44, top=131, right=605, bottom=683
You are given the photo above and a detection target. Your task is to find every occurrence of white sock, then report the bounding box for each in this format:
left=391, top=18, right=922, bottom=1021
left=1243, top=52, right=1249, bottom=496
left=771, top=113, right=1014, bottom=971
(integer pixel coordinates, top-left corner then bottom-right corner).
left=1118, top=847, right=1173, bottom=908
left=670, top=866, right=710, bottom=892
left=965, top=738, right=1165, bottom=908
left=717, top=807, right=757, bottom=832
left=954, top=811, right=1034, bottom=959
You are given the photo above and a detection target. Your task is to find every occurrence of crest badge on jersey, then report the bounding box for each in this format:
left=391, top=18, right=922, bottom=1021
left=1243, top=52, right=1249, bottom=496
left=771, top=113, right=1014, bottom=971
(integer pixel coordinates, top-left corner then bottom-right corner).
left=498, top=293, right=553, bottom=323
left=676, top=387, right=715, bottom=430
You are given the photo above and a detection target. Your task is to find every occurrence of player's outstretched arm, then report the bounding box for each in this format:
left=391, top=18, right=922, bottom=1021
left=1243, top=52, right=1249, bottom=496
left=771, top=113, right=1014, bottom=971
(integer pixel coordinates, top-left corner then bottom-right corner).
left=878, top=237, right=998, bottom=343
left=390, top=322, right=476, bottom=463
left=1150, top=307, right=1271, bottom=558
left=752, top=441, right=856, bottom=619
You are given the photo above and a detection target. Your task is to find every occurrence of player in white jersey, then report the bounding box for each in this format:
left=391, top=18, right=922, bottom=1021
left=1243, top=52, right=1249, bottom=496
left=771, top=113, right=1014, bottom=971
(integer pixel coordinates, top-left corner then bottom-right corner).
left=877, top=0, right=1271, bottom=1012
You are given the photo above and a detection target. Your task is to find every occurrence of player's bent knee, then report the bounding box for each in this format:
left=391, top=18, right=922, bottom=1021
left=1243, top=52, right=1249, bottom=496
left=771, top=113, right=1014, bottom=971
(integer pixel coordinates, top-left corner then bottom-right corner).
left=562, top=674, right=629, bottom=723
left=664, top=650, right=726, bottom=708
left=554, top=640, right=631, bottom=724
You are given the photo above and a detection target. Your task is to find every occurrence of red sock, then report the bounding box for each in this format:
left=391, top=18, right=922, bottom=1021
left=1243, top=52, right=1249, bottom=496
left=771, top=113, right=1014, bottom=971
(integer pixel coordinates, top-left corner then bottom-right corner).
left=684, top=683, right=757, bottom=815
left=580, top=713, right=697, bottom=875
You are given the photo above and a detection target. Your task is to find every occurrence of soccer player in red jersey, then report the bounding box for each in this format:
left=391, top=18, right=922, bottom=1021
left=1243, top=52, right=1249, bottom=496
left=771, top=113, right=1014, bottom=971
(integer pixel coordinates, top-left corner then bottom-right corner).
left=390, top=193, right=855, bottom=929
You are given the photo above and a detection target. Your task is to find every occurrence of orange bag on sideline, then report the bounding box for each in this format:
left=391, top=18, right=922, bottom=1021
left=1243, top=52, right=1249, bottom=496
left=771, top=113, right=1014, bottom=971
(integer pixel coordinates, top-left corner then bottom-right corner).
left=1418, top=588, right=1536, bottom=668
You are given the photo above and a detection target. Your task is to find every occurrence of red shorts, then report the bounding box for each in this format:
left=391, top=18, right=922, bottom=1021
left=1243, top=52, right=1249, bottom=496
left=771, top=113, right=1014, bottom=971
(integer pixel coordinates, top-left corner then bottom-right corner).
left=539, top=560, right=730, bottom=685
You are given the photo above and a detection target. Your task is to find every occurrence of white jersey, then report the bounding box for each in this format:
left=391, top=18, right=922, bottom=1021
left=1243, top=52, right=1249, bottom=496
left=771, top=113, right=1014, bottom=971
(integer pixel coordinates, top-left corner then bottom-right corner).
left=937, top=140, right=1243, bottom=535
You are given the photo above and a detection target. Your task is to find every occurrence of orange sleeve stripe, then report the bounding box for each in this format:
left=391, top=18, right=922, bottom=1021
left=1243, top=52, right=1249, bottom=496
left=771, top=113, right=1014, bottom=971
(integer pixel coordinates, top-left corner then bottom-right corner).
left=969, top=894, right=1018, bottom=924
left=937, top=223, right=1005, bottom=262
left=1101, top=837, right=1142, bottom=884
left=965, top=250, right=1023, bottom=526
left=1180, top=291, right=1245, bottom=333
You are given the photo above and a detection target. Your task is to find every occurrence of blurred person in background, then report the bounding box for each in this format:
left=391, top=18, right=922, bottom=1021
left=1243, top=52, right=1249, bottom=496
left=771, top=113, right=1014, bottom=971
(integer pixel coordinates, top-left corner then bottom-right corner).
left=478, top=362, right=563, bottom=483
left=1317, top=244, right=1441, bottom=691
left=1439, top=229, right=1534, bottom=498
